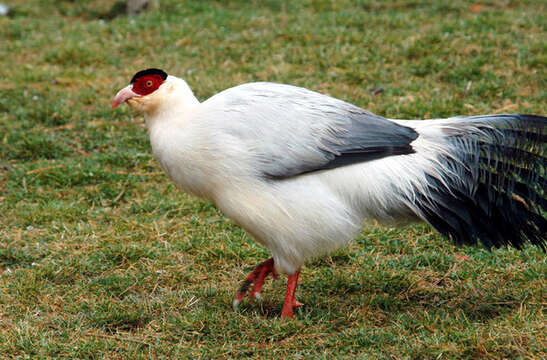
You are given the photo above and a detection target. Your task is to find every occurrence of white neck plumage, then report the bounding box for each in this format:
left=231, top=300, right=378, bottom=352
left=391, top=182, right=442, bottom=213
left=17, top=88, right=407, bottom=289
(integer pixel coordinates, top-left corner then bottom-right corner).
left=142, top=76, right=200, bottom=129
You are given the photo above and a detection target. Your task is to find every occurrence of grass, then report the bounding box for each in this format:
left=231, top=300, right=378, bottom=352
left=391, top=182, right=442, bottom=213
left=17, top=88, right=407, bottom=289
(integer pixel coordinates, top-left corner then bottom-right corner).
left=0, top=0, right=545, bottom=358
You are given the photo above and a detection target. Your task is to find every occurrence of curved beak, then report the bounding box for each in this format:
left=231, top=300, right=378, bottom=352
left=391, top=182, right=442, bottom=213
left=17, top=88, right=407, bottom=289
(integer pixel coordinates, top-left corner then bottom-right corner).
left=112, top=85, right=138, bottom=109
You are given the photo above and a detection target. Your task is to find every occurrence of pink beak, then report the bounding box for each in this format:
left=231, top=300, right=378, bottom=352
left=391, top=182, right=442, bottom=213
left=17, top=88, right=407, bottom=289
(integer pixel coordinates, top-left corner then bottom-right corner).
left=112, top=85, right=138, bottom=109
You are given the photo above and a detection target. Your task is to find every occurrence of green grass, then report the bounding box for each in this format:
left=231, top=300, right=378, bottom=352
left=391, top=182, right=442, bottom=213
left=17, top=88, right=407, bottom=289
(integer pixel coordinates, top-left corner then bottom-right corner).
left=1, top=0, right=545, bottom=358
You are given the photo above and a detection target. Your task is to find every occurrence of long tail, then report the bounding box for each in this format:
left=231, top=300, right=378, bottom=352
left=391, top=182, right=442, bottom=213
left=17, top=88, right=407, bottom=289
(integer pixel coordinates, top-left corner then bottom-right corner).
left=398, top=114, right=546, bottom=250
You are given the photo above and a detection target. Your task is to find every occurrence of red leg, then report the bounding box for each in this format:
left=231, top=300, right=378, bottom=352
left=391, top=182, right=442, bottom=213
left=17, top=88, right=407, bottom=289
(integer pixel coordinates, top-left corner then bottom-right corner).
left=281, top=269, right=302, bottom=319
left=250, top=260, right=277, bottom=299
left=233, top=258, right=275, bottom=310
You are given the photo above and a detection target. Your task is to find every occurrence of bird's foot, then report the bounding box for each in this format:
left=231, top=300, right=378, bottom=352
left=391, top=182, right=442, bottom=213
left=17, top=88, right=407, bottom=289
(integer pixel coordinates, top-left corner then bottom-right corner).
left=280, top=270, right=302, bottom=320
left=233, top=258, right=276, bottom=311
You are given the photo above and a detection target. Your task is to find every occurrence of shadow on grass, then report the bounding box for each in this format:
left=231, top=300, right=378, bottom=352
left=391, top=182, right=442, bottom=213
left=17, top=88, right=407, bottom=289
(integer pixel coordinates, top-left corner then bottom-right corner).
left=96, top=1, right=128, bottom=20
left=234, top=301, right=284, bottom=320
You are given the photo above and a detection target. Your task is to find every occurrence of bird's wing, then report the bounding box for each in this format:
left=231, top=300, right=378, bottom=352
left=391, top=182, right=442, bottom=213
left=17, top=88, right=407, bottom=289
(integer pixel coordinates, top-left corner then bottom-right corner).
left=206, top=82, right=418, bottom=179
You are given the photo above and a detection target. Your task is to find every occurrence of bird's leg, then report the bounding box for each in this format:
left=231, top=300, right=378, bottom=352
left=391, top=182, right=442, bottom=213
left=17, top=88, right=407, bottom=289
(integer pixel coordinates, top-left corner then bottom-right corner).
left=233, top=258, right=276, bottom=310
left=249, top=259, right=277, bottom=300
left=280, top=269, right=303, bottom=319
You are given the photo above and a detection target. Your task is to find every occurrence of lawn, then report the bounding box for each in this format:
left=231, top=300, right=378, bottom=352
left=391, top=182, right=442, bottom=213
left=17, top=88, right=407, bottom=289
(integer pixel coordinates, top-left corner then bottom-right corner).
left=0, top=0, right=545, bottom=358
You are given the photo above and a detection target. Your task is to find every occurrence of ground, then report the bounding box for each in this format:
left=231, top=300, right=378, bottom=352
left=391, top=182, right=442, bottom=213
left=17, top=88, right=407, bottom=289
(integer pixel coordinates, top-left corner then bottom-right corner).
left=0, top=0, right=545, bottom=359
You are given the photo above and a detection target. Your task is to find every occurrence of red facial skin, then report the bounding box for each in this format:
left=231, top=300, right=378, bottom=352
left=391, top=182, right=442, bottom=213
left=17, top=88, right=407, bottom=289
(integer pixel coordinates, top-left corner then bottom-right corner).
left=132, top=74, right=165, bottom=95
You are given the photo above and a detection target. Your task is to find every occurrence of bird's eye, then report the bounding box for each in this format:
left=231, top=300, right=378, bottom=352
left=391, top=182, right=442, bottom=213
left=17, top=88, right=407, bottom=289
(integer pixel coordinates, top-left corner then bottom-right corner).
left=146, top=80, right=153, bottom=87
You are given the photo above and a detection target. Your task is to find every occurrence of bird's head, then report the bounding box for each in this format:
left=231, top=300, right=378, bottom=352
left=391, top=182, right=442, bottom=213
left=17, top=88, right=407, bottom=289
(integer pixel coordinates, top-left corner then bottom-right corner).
left=112, top=68, right=169, bottom=113
left=112, top=68, right=199, bottom=116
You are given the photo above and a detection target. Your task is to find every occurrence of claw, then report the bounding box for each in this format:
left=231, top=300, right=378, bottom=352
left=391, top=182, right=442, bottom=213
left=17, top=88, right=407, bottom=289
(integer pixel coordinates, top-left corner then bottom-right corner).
left=233, top=298, right=241, bottom=312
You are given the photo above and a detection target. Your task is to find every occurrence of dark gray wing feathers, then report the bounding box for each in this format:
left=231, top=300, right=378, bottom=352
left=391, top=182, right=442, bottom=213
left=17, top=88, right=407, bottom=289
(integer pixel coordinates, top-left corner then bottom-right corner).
left=311, top=106, right=418, bottom=176
left=217, top=82, right=419, bottom=179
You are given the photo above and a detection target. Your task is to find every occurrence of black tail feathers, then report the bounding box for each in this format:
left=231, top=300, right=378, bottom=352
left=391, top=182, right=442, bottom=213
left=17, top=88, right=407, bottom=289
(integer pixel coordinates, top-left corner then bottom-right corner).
left=414, top=114, right=546, bottom=251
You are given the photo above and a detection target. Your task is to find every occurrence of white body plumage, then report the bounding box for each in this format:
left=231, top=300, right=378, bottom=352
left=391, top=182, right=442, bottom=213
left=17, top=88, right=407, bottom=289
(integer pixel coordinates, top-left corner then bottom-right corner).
left=135, top=76, right=545, bottom=275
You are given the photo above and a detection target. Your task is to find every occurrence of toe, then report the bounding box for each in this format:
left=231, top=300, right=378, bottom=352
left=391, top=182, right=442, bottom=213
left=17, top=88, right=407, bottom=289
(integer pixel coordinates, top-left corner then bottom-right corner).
left=232, top=298, right=241, bottom=311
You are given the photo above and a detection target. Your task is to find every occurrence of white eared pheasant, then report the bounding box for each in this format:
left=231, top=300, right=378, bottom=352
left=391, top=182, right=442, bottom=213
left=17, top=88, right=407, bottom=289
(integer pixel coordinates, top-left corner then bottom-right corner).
left=113, top=68, right=546, bottom=319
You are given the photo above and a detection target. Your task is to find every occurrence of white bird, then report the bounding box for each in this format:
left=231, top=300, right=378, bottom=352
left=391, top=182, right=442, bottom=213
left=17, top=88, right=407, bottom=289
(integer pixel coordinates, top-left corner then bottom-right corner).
left=113, top=68, right=546, bottom=319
